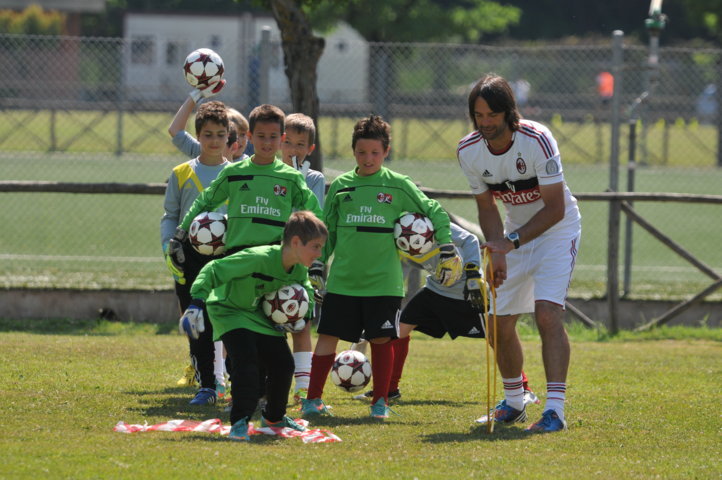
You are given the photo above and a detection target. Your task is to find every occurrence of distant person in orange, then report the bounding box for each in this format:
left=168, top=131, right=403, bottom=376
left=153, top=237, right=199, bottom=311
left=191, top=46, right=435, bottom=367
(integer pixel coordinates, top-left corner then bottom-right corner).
left=597, top=71, right=614, bottom=105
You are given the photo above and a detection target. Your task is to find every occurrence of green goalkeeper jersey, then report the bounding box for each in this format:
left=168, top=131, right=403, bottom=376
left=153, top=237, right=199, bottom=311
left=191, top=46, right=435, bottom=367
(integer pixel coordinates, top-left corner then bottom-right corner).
left=180, top=156, right=322, bottom=249
left=323, top=166, right=452, bottom=297
left=190, top=244, right=314, bottom=340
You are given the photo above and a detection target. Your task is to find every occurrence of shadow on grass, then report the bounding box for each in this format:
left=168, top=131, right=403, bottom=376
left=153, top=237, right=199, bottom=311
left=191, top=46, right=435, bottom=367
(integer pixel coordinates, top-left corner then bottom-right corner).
left=422, top=424, right=534, bottom=443
left=0, top=318, right=176, bottom=335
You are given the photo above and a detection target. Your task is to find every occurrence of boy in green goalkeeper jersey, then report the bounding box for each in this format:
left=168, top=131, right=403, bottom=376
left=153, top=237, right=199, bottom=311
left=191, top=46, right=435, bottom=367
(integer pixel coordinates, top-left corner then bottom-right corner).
left=168, top=104, right=322, bottom=256
left=178, top=211, right=328, bottom=441
left=302, top=115, right=463, bottom=420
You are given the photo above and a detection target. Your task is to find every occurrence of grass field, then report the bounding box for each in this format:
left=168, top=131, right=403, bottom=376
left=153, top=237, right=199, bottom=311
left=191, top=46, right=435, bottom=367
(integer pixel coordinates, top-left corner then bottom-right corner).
left=2, top=151, right=721, bottom=301
left=0, top=319, right=719, bottom=479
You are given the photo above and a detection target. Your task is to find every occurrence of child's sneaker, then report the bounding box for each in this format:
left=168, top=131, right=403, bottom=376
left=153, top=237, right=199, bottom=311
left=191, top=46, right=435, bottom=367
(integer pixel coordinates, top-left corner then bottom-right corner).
left=176, top=364, right=198, bottom=387
left=189, top=387, right=217, bottom=405
left=475, top=399, right=527, bottom=425
left=526, top=409, right=567, bottom=433
left=301, top=398, right=332, bottom=417
left=369, top=397, right=390, bottom=419
left=228, top=418, right=249, bottom=441
left=261, top=415, right=307, bottom=432
left=216, top=379, right=228, bottom=400
left=293, top=388, right=308, bottom=405
left=352, top=389, right=402, bottom=403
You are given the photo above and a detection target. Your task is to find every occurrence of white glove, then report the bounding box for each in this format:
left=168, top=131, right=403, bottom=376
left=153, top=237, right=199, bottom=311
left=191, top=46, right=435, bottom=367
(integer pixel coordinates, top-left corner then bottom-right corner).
left=179, top=299, right=205, bottom=340
left=189, top=79, right=226, bottom=103
left=435, top=243, right=463, bottom=287
left=274, top=318, right=306, bottom=333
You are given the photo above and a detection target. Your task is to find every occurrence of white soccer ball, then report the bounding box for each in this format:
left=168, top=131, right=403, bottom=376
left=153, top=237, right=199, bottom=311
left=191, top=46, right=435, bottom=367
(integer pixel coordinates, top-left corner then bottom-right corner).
left=183, top=48, right=224, bottom=89
left=331, top=350, right=372, bottom=393
left=393, top=212, right=435, bottom=256
left=188, top=211, right=227, bottom=256
left=262, top=283, right=309, bottom=325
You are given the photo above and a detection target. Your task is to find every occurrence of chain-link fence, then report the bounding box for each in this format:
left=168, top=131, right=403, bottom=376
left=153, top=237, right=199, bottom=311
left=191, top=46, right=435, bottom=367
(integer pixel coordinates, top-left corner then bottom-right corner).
left=1, top=33, right=720, bottom=303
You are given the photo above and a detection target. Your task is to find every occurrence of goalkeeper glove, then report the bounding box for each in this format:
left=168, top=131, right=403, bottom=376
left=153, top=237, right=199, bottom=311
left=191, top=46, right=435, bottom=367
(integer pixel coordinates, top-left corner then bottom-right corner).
left=179, top=299, right=205, bottom=340
left=189, top=79, right=226, bottom=104
left=167, top=227, right=188, bottom=264
left=274, top=318, right=306, bottom=334
left=163, top=241, right=186, bottom=285
left=435, top=243, right=463, bottom=287
left=309, top=260, right=326, bottom=305
left=463, top=263, right=484, bottom=310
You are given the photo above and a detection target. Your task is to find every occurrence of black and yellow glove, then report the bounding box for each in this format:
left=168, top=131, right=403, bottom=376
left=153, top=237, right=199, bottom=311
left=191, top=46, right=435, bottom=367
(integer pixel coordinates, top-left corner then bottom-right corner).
left=434, top=243, right=463, bottom=287
left=463, top=263, right=484, bottom=310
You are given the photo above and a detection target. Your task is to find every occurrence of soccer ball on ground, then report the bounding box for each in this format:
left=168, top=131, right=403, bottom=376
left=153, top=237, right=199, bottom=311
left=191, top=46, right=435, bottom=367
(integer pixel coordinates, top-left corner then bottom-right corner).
left=183, top=48, right=224, bottom=89
left=393, top=212, right=435, bottom=256
left=189, top=211, right=227, bottom=256
left=262, top=283, right=309, bottom=326
left=331, top=350, right=372, bottom=393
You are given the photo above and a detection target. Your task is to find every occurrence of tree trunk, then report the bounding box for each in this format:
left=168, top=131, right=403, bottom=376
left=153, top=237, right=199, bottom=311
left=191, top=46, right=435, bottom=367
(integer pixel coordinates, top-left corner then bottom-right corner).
left=269, top=0, right=326, bottom=171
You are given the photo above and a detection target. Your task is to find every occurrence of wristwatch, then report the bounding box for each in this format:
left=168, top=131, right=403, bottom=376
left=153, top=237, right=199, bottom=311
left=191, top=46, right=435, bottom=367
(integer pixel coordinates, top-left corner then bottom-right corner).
left=505, top=232, right=520, bottom=249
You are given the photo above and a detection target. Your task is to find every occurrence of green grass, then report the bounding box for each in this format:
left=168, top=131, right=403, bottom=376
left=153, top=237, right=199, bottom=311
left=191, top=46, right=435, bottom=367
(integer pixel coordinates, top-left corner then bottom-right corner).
left=0, top=320, right=719, bottom=479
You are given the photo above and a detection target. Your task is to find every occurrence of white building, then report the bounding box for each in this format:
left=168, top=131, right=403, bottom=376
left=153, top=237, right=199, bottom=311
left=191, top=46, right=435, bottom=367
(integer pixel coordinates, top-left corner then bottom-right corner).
left=123, top=12, right=369, bottom=107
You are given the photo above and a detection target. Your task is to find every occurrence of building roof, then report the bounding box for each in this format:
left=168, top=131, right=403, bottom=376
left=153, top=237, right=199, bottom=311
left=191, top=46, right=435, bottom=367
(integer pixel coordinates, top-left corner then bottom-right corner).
left=0, top=0, right=106, bottom=13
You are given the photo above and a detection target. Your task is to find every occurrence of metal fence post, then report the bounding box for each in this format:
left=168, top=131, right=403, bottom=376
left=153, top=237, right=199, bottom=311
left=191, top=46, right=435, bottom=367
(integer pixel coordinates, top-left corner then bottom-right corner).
left=259, top=26, right=271, bottom=105
left=608, top=30, right=624, bottom=334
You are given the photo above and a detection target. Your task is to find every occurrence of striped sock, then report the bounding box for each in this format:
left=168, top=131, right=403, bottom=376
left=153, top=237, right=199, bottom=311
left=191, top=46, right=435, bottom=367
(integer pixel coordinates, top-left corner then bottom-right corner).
left=503, top=375, right=525, bottom=411
left=545, top=382, right=567, bottom=421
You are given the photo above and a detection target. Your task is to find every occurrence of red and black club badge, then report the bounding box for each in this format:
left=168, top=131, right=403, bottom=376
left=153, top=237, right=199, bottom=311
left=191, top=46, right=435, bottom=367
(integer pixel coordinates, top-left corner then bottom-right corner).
left=377, top=192, right=393, bottom=204
left=516, top=154, right=527, bottom=174
left=273, top=184, right=287, bottom=196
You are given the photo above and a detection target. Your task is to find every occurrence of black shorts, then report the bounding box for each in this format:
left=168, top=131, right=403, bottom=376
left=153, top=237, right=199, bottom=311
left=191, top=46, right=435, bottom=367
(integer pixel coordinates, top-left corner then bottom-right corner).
left=400, top=288, right=486, bottom=339
left=318, top=293, right=401, bottom=343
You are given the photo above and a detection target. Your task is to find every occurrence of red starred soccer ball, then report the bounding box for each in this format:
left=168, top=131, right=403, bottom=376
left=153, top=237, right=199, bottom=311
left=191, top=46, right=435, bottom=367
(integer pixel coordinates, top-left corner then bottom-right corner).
left=331, top=350, right=372, bottom=393
left=262, top=283, right=309, bottom=325
left=188, top=211, right=227, bottom=256
left=183, top=48, right=225, bottom=89
left=393, top=212, right=435, bottom=256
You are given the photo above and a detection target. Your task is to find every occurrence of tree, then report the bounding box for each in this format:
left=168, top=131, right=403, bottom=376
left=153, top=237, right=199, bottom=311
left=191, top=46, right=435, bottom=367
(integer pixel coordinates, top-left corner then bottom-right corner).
left=250, top=0, right=519, bottom=169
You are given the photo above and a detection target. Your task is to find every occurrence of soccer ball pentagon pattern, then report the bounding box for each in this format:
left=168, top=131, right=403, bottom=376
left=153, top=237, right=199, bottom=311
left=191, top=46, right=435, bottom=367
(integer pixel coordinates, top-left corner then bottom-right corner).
left=393, top=212, right=435, bottom=256
left=183, top=48, right=224, bottom=89
left=262, top=283, right=310, bottom=325
left=189, top=211, right=227, bottom=256
left=331, top=350, right=372, bottom=393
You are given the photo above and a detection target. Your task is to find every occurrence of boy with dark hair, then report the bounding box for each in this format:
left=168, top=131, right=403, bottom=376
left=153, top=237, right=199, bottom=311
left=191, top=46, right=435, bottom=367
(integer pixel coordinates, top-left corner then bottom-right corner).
left=168, top=83, right=249, bottom=161
left=161, top=100, right=233, bottom=406
left=179, top=211, right=328, bottom=441
left=170, top=103, right=321, bottom=257
left=280, top=112, right=327, bottom=403
left=302, top=115, right=462, bottom=419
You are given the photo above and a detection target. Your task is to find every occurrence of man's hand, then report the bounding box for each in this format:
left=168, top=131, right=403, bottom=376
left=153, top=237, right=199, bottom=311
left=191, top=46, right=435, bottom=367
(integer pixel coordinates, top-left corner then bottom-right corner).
left=274, top=318, right=306, bottom=333
left=463, top=263, right=484, bottom=310
left=189, top=79, right=226, bottom=104
left=179, top=299, right=205, bottom=340
left=481, top=248, right=507, bottom=289
left=435, top=243, right=463, bottom=287
left=309, top=260, right=326, bottom=306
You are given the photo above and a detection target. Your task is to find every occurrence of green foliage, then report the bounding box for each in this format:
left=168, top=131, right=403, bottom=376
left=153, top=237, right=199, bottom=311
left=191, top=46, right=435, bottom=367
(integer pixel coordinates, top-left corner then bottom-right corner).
left=683, top=0, right=722, bottom=40
left=303, top=0, right=520, bottom=42
left=0, top=324, right=718, bottom=478
left=0, top=5, right=65, bottom=35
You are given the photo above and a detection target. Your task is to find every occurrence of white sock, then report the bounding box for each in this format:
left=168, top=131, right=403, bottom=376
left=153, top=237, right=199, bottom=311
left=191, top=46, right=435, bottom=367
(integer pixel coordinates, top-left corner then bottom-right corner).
left=213, top=341, right=225, bottom=384
left=293, top=351, right=312, bottom=390
left=545, top=382, right=566, bottom=421
left=503, top=375, right=525, bottom=411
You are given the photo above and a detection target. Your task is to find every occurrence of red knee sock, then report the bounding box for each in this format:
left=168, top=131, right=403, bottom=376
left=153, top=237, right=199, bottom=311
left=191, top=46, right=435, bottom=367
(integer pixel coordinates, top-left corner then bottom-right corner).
left=370, top=342, right=394, bottom=405
left=388, top=336, right=410, bottom=393
left=307, top=353, right=335, bottom=400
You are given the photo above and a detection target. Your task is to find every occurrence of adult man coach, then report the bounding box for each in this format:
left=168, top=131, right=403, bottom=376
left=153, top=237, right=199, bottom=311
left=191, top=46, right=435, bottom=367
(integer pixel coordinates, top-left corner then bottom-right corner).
left=457, top=73, right=581, bottom=433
